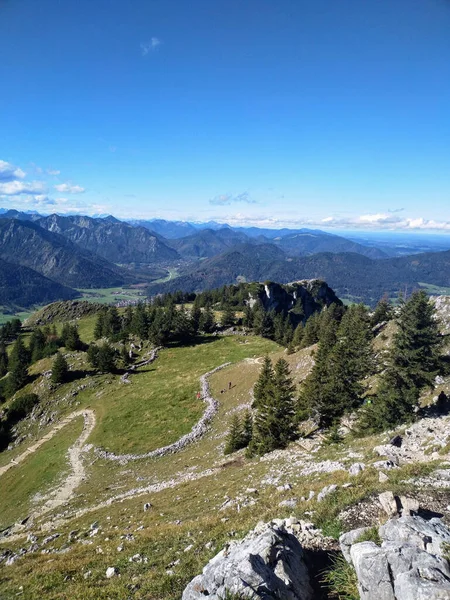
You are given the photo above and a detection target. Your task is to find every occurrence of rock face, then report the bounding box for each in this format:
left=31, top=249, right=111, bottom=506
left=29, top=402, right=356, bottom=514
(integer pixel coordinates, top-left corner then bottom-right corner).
left=341, top=515, right=450, bottom=600
left=248, top=280, right=341, bottom=325
left=182, top=521, right=313, bottom=600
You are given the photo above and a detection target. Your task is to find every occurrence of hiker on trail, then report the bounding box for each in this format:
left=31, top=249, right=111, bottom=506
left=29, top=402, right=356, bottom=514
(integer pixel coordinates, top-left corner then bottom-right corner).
left=196, top=392, right=201, bottom=400
left=228, top=381, right=232, bottom=390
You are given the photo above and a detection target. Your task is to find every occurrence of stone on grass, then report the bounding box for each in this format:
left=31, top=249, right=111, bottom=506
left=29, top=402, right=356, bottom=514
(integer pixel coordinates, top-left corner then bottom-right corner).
left=379, top=471, right=389, bottom=483
left=106, top=566, right=118, bottom=578
left=317, top=484, right=337, bottom=502
left=349, top=463, right=365, bottom=476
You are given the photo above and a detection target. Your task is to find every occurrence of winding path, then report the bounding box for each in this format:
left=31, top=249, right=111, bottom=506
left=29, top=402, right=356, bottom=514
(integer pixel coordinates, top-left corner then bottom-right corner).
left=0, top=358, right=235, bottom=540
left=0, top=410, right=95, bottom=479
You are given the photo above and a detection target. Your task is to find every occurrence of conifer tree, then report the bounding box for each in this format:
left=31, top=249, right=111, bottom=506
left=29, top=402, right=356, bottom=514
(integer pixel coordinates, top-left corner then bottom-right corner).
left=241, top=409, right=253, bottom=447
left=199, top=306, right=216, bottom=333
left=370, top=295, right=393, bottom=328
left=63, top=325, right=82, bottom=351
left=190, top=304, right=202, bottom=334
left=51, top=352, right=69, bottom=384
left=242, top=304, right=253, bottom=329
left=297, top=311, right=339, bottom=422
left=94, top=310, right=107, bottom=339
left=292, top=323, right=304, bottom=348
left=224, top=414, right=244, bottom=455
left=249, top=358, right=296, bottom=455
left=360, top=290, right=442, bottom=432
left=298, top=303, right=373, bottom=427
left=7, top=336, right=30, bottom=396
left=252, top=355, right=274, bottom=410
left=221, top=304, right=236, bottom=328
left=29, top=328, right=47, bottom=362
left=300, top=313, right=321, bottom=348
left=0, top=342, right=8, bottom=377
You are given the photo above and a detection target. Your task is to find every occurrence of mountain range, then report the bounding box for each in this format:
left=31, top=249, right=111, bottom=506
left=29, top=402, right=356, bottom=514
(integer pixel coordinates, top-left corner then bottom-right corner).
left=148, top=243, right=450, bottom=305
left=1, top=208, right=450, bottom=310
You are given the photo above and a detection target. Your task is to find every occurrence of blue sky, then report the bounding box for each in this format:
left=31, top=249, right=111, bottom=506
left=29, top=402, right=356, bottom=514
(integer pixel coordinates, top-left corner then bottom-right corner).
left=0, top=0, right=449, bottom=231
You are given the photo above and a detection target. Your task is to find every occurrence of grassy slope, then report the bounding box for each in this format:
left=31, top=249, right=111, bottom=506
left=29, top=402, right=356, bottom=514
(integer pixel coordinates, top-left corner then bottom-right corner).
left=1, top=309, right=450, bottom=599
left=0, top=417, right=84, bottom=529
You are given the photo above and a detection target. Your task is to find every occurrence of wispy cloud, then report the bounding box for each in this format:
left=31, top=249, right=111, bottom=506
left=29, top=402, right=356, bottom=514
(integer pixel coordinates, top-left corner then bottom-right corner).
left=209, top=192, right=256, bottom=206
left=54, top=183, right=85, bottom=194
left=0, top=160, right=26, bottom=182
left=47, top=168, right=60, bottom=176
left=140, top=37, right=161, bottom=56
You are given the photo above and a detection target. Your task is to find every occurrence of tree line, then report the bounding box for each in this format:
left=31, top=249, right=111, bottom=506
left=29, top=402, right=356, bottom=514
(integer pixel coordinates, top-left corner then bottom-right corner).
left=224, top=291, right=443, bottom=457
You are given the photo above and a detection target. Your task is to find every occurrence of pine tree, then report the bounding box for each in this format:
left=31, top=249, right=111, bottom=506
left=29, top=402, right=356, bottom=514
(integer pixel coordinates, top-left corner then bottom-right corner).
left=360, top=290, right=442, bottom=432
left=7, top=336, right=30, bottom=396
left=105, top=307, right=122, bottom=338
left=300, top=313, right=321, bottom=348
left=0, top=342, right=8, bottom=377
left=94, top=310, right=107, bottom=339
left=97, top=343, right=117, bottom=373
left=190, top=304, right=202, bottom=334
left=249, top=358, right=296, bottom=455
left=292, top=323, right=304, bottom=348
left=241, top=410, right=253, bottom=447
left=51, top=352, right=69, bottom=384
left=242, top=304, right=253, bottom=329
left=29, top=328, right=47, bottom=362
left=319, top=304, right=373, bottom=425
left=172, top=306, right=194, bottom=342
left=297, top=311, right=339, bottom=423
left=64, top=325, right=82, bottom=351
left=252, top=356, right=274, bottom=409
left=199, top=306, right=216, bottom=333
left=370, top=295, right=393, bottom=328
left=224, top=414, right=244, bottom=455
left=221, top=304, right=236, bottom=328
left=298, top=303, right=373, bottom=427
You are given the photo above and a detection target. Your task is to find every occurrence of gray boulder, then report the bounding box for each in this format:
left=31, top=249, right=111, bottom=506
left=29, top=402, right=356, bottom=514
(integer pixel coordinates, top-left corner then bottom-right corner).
left=182, top=521, right=313, bottom=600
left=342, top=515, right=450, bottom=600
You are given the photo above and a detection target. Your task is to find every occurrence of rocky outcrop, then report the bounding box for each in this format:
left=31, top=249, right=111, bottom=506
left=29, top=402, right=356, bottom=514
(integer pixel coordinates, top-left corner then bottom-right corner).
left=182, top=519, right=314, bottom=600
left=247, top=280, right=341, bottom=324
left=340, top=515, right=450, bottom=600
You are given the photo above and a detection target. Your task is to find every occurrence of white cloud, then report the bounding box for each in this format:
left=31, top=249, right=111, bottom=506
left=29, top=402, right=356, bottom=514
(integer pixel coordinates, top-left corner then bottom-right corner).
left=140, top=37, right=161, bottom=56
left=0, top=180, right=46, bottom=195
left=209, top=192, right=256, bottom=206
left=321, top=213, right=450, bottom=231
left=54, top=183, right=85, bottom=194
left=0, top=160, right=26, bottom=182
left=47, top=168, right=60, bottom=176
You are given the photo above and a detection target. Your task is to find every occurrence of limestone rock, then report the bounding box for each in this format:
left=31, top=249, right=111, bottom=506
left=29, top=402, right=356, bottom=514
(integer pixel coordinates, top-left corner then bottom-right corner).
left=106, top=566, right=118, bottom=578
left=182, top=522, right=313, bottom=600
left=349, top=462, right=365, bottom=476
left=399, top=496, right=420, bottom=516
left=378, top=491, right=398, bottom=517
left=317, top=484, right=337, bottom=502
left=339, top=527, right=370, bottom=562
left=344, top=515, right=450, bottom=600
left=350, top=541, right=395, bottom=600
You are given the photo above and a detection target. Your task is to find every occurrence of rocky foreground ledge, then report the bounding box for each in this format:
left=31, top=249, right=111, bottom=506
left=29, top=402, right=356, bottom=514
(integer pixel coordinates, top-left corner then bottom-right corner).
left=182, top=513, right=450, bottom=599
